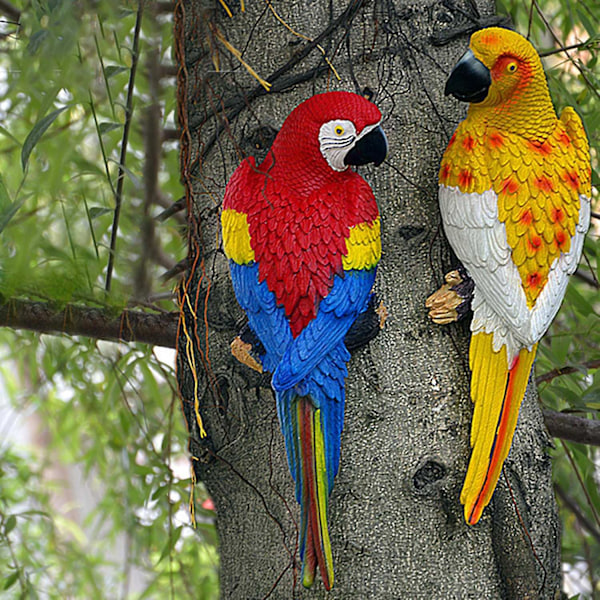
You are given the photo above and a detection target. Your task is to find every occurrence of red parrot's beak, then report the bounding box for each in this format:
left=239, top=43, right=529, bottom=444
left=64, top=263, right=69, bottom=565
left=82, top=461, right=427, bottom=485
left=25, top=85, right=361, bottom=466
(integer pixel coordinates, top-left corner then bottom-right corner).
left=344, top=124, right=388, bottom=167
left=445, top=49, right=491, bottom=103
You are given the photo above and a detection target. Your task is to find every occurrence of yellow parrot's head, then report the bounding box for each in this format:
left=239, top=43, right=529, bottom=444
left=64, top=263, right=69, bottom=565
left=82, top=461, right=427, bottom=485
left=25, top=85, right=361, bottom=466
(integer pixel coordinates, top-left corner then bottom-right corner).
left=445, top=27, right=547, bottom=110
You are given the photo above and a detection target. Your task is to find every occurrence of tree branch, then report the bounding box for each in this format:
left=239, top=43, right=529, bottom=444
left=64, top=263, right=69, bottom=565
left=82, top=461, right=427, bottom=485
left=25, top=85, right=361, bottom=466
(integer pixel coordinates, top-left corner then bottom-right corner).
left=2, top=301, right=599, bottom=450
left=543, top=409, right=600, bottom=446
left=538, top=39, right=598, bottom=57
left=536, top=359, right=600, bottom=384
left=0, top=298, right=177, bottom=348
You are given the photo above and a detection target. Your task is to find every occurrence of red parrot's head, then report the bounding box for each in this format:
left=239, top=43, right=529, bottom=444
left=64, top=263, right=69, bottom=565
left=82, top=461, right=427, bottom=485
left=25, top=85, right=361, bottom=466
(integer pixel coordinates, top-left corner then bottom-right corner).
left=267, top=91, right=387, bottom=185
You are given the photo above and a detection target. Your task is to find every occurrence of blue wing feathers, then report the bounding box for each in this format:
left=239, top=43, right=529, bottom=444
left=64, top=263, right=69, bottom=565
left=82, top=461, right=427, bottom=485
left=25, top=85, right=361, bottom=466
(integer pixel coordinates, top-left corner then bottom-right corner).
left=272, top=269, right=375, bottom=392
left=229, top=262, right=292, bottom=371
left=230, top=261, right=375, bottom=513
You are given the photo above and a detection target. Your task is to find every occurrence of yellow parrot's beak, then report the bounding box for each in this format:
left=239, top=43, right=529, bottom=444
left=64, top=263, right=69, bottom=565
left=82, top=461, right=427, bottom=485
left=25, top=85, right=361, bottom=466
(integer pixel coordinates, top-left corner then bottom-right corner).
left=445, top=49, right=491, bottom=104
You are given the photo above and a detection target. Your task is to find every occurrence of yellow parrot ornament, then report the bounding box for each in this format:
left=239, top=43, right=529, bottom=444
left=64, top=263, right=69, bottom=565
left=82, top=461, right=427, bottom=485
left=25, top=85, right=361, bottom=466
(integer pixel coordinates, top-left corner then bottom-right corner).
left=436, top=27, right=591, bottom=524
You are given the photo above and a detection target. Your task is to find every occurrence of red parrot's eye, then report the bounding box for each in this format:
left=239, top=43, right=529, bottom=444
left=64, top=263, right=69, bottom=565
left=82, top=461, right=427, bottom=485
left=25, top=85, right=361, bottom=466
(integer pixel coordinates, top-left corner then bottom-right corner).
left=507, top=62, right=517, bottom=73
left=334, top=126, right=345, bottom=136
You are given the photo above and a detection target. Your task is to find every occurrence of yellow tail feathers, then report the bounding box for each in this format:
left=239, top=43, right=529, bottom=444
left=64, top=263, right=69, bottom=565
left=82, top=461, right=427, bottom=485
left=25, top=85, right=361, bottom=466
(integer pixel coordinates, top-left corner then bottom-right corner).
left=461, top=332, right=537, bottom=524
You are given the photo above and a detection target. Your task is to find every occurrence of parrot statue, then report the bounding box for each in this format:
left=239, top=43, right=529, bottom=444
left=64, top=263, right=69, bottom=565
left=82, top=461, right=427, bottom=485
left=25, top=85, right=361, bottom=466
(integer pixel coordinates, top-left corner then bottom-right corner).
left=221, top=91, right=387, bottom=589
left=437, top=27, right=591, bottom=525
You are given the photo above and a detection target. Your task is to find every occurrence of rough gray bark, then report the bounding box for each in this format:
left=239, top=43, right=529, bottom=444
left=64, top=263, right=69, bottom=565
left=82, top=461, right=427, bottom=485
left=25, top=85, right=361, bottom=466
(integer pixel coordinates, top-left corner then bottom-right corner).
left=175, top=1, right=561, bottom=598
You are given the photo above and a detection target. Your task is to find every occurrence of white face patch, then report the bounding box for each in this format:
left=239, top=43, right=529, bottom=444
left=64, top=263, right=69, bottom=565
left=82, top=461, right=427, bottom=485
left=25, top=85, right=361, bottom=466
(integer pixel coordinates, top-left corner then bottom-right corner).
left=318, top=119, right=357, bottom=171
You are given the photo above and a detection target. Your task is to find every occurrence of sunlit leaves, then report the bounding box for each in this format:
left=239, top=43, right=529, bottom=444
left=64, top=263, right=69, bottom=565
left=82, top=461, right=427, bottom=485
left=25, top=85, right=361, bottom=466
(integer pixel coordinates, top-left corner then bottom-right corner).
left=21, top=105, right=70, bottom=170
left=0, top=0, right=216, bottom=598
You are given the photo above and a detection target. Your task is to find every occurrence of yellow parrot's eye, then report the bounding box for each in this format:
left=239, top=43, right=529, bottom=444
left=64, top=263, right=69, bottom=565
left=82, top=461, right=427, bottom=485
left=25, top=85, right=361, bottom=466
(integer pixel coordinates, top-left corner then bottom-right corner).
left=507, top=62, right=518, bottom=73
left=334, top=125, right=345, bottom=136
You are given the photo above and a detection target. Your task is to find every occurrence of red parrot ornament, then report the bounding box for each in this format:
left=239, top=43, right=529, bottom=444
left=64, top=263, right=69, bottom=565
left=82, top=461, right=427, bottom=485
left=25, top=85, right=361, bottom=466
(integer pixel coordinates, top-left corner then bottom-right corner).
left=438, top=27, right=591, bottom=524
left=221, top=91, right=387, bottom=589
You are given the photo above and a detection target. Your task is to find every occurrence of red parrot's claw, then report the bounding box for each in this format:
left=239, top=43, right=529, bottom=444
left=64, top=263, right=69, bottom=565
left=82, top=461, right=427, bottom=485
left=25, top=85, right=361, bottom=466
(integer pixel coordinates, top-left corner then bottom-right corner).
left=376, top=301, right=388, bottom=329
left=230, top=336, right=263, bottom=373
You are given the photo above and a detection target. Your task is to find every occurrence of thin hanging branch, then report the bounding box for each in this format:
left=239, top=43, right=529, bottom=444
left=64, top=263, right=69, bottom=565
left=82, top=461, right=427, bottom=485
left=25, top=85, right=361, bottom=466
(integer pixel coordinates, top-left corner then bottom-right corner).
left=134, top=46, right=163, bottom=301
left=560, top=439, right=600, bottom=529
left=532, top=0, right=600, bottom=101
left=539, top=39, right=599, bottom=57
left=105, top=0, right=144, bottom=292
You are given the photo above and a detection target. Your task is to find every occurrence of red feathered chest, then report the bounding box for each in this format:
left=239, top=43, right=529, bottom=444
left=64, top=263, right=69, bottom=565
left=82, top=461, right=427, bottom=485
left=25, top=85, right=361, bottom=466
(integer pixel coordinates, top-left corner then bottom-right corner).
left=242, top=166, right=378, bottom=337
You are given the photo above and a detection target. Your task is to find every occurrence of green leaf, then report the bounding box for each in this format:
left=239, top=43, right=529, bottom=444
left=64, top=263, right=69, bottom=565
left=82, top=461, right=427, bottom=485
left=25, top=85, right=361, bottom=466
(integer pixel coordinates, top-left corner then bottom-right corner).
left=576, top=6, right=597, bottom=38
left=583, top=389, right=600, bottom=405
left=4, top=514, right=16, bottom=535
left=552, top=385, right=581, bottom=406
left=151, top=485, right=170, bottom=501
left=18, top=509, right=51, bottom=519
left=3, top=571, right=19, bottom=591
left=88, top=206, right=112, bottom=219
left=108, top=159, right=141, bottom=188
left=98, top=121, right=121, bottom=135
left=0, top=176, right=23, bottom=235
left=21, top=106, right=70, bottom=171
left=156, top=526, right=183, bottom=565
left=26, top=29, right=50, bottom=55
left=550, top=334, right=571, bottom=366
left=104, top=65, right=128, bottom=78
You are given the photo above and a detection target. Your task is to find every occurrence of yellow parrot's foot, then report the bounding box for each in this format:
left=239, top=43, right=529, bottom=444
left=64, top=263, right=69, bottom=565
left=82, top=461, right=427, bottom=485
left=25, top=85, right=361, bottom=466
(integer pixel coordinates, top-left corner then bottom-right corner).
left=426, top=268, right=474, bottom=324
left=230, top=336, right=263, bottom=373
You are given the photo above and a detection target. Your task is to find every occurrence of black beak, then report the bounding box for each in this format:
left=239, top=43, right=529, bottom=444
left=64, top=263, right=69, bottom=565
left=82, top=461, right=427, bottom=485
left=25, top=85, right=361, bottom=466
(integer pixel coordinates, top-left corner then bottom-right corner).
left=445, top=49, right=491, bottom=104
left=344, top=125, right=388, bottom=167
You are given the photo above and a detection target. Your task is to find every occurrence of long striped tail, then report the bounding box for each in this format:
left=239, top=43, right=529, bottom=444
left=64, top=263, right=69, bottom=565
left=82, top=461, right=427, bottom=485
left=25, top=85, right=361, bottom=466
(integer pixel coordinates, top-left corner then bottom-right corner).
left=278, top=391, right=340, bottom=590
left=461, top=331, right=537, bottom=525
left=297, top=397, right=334, bottom=589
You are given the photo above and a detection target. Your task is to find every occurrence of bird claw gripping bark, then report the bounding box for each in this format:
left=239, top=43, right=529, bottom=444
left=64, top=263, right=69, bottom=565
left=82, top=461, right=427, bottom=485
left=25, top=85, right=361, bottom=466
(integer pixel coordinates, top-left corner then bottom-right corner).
left=230, top=335, right=264, bottom=373
left=425, top=266, right=474, bottom=324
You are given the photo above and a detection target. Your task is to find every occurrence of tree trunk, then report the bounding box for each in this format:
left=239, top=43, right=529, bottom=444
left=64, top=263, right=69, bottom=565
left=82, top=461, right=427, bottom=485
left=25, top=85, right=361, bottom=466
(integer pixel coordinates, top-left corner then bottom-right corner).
left=175, top=1, right=561, bottom=598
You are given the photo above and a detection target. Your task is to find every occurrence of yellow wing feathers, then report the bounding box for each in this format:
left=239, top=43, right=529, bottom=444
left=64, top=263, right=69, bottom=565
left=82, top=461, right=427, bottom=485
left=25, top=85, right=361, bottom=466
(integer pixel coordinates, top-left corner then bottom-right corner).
left=343, top=218, right=381, bottom=271
left=462, top=332, right=537, bottom=524
left=560, top=107, right=592, bottom=190
left=221, top=209, right=255, bottom=265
